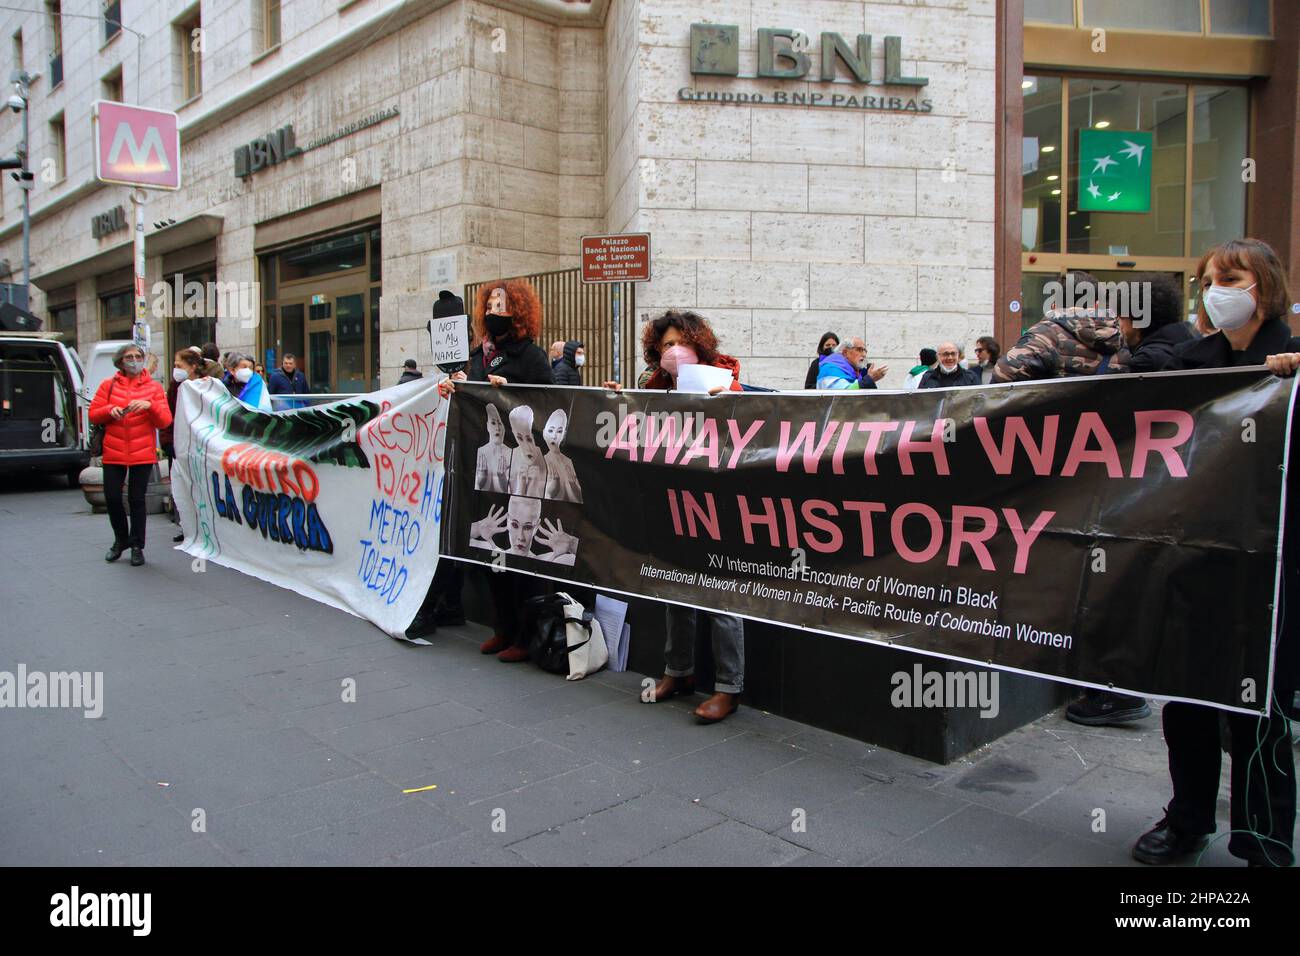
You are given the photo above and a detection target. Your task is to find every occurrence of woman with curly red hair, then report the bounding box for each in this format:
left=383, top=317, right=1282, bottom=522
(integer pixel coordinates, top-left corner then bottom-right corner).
left=637, top=309, right=743, bottom=392
left=439, top=278, right=553, bottom=662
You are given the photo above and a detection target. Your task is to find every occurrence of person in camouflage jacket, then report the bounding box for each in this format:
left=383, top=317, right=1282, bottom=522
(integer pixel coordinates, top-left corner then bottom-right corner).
left=993, top=273, right=1129, bottom=381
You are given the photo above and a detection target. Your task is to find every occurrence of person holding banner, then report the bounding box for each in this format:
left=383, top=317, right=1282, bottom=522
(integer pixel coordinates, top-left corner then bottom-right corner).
left=89, top=343, right=172, bottom=567
left=1134, top=238, right=1298, bottom=868
left=437, top=279, right=554, bottom=661
left=604, top=310, right=746, bottom=723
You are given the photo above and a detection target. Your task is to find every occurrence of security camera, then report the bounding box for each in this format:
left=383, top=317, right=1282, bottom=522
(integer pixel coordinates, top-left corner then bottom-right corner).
left=7, top=95, right=24, bottom=112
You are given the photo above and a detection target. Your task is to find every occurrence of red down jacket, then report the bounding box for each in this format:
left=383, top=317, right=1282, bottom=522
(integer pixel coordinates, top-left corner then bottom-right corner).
left=89, top=370, right=172, bottom=466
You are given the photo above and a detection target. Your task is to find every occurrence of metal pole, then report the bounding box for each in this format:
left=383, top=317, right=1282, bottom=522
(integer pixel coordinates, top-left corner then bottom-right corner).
left=20, top=85, right=30, bottom=297
left=130, top=187, right=151, bottom=353
left=611, top=283, right=621, bottom=384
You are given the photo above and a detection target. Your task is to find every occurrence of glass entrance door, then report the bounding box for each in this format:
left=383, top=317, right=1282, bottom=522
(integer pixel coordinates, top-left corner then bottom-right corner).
left=307, top=299, right=334, bottom=394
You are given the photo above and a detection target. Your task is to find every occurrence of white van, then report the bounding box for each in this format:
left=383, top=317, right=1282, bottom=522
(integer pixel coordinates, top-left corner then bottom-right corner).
left=0, top=332, right=90, bottom=486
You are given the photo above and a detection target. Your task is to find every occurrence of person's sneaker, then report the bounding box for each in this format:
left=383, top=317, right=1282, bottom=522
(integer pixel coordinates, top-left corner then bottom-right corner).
left=1066, top=690, right=1151, bottom=726
left=404, top=613, right=437, bottom=641
left=105, top=542, right=126, bottom=562
left=1132, top=817, right=1209, bottom=865
left=497, top=645, right=531, bottom=663
left=173, top=531, right=184, bottom=543
left=129, top=548, right=145, bottom=567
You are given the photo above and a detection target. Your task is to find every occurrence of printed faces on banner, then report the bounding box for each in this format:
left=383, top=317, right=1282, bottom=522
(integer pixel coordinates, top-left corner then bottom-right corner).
left=469, top=403, right=581, bottom=566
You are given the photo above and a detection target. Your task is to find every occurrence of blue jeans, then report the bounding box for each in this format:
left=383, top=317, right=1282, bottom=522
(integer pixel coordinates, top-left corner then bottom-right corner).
left=663, top=606, right=744, bottom=694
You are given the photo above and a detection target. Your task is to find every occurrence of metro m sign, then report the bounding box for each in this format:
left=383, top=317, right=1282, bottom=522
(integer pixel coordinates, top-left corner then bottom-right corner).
left=92, top=101, right=181, bottom=190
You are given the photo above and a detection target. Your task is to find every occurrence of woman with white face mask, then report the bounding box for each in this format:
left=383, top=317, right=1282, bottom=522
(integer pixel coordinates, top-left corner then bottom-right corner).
left=1139, top=238, right=1298, bottom=869
left=88, top=344, right=172, bottom=566
left=231, top=355, right=273, bottom=412
left=552, top=339, right=585, bottom=386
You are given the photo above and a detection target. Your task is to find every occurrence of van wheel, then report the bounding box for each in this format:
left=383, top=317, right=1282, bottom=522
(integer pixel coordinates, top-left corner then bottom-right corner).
left=66, top=466, right=83, bottom=489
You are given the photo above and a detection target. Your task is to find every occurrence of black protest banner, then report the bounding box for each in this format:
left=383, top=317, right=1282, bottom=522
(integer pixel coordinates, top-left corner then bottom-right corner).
left=440, top=372, right=1295, bottom=713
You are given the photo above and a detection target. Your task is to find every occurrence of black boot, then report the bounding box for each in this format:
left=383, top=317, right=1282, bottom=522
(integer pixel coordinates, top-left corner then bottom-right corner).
left=1066, top=689, right=1151, bottom=726
left=130, top=547, right=145, bottom=567
left=105, top=541, right=127, bottom=562
left=1132, top=816, right=1210, bottom=865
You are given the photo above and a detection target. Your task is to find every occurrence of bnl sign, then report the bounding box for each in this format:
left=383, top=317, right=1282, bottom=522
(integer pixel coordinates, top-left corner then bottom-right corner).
left=92, top=101, right=181, bottom=190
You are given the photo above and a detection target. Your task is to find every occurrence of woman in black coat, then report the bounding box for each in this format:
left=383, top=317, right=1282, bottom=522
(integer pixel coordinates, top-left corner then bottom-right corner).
left=439, top=279, right=553, bottom=661
left=1134, top=238, right=1298, bottom=868
left=803, top=331, right=840, bottom=389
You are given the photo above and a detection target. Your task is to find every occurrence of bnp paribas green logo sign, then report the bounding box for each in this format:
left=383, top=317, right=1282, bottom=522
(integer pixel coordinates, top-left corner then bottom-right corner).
left=1078, top=129, right=1153, bottom=214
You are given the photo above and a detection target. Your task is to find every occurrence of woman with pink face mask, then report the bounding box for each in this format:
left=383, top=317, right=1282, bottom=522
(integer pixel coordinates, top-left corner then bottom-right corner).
left=603, top=310, right=746, bottom=724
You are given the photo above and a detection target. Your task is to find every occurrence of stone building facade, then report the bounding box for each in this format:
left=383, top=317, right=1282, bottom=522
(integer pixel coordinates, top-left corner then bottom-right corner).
left=0, top=0, right=1001, bottom=391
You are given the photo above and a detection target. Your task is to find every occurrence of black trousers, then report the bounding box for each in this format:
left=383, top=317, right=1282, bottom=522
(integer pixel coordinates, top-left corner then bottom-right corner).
left=487, top=570, right=538, bottom=648
left=1163, top=701, right=1296, bottom=865
left=103, top=463, right=153, bottom=549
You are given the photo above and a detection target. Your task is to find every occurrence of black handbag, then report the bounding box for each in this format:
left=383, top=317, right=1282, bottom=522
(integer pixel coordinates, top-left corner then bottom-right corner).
left=87, top=380, right=115, bottom=457
left=523, top=592, right=596, bottom=676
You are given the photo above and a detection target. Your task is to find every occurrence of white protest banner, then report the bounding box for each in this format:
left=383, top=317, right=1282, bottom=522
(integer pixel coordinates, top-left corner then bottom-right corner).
left=172, top=376, right=447, bottom=639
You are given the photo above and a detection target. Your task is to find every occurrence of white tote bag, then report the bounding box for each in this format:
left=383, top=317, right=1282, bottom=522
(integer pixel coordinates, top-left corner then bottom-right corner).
left=555, top=592, right=608, bottom=680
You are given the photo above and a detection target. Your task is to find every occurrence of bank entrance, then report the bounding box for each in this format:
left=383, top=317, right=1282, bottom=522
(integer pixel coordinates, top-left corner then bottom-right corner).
left=259, top=223, right=381, bottom=394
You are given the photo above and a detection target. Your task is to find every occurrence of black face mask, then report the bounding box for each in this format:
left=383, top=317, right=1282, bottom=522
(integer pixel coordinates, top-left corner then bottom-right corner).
left=485, top=313, right=512, bottom=339
left=821, top=344, right=837, bottom=356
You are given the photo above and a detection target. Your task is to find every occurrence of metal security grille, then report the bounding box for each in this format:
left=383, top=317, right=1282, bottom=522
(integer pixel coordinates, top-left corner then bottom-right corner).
left=465, top=268, right=638, bottom=387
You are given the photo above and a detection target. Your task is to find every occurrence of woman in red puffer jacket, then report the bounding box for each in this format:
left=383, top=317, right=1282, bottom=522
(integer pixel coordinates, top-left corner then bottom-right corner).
left=89, top=343, right=172, bottom=566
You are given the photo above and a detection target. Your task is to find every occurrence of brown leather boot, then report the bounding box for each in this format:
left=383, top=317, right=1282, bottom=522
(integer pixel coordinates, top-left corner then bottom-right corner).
left=479, top=633, right=511, bottom=654
left=643, top=674, right=695, bottom=703
left=497, top=645, right=531, bottom=663
left=694, top=692, right=739, bottom=723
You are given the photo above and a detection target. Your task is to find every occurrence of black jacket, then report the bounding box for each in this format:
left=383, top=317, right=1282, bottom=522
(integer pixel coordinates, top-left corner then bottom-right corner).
left=1167, top=318, right=1300, bottom=715
left=803, top=356, right=821, bottom=390
left=553, top=340, right=583, bottom=386
left=398, top=369, right=423, bottom=384
left=1112, top=321, right=1195, bottom=374
left=918, top=365, right=981, bottom=389
left=468, top=335, right=554, bottom=386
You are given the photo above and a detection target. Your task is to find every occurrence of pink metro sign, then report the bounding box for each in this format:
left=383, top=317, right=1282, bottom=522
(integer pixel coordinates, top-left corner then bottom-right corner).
left=92, top=101, right=181, bottom=190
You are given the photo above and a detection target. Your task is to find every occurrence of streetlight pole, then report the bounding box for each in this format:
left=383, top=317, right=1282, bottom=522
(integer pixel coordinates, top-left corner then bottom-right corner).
left=20, top=76, right=29, bottom=295
left=4, top=70, right=36, bottom=307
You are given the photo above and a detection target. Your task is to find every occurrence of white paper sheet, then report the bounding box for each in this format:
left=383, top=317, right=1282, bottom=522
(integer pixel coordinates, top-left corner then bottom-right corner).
left=594, top=594, right=630, bottom=672
left=675, top=363, right=732, bottom=394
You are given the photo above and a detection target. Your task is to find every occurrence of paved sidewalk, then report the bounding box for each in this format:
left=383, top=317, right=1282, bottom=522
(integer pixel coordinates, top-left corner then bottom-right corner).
left=0, top=480, right=1274, bottom=866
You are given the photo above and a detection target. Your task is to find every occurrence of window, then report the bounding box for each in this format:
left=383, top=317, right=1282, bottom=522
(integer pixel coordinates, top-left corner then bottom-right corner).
left=1025, top=0, right=1074, bottom=24
left=177, top=11, right=203, bottom=102
left=1081, top=0, right=1202, bottom=32
left=1020, top=73, right=1249, bottom=264
left=1021, top=76, right=1063, bottom=253
left=265, top=0, right=281, bottom=50
left=164, top=269, right=219, bottom=354
left=12, top=29, right=22, bottom=74
left=102, top=67, right=123, bottom=103
left=49, top=303, right=77, bottom=353
left=1209, top=0, right=1271, bottom=36
left=46, top=1, right=63, bottom=88
left=1190, top=86, right=1249, bottom=251
left=103, top=0, right=121, bottom=44
left=48, top=113, right=66, bottom=183
left=100, top=290, right=132, bottom=340
left=1066, top=79, right=1187, bottom=256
